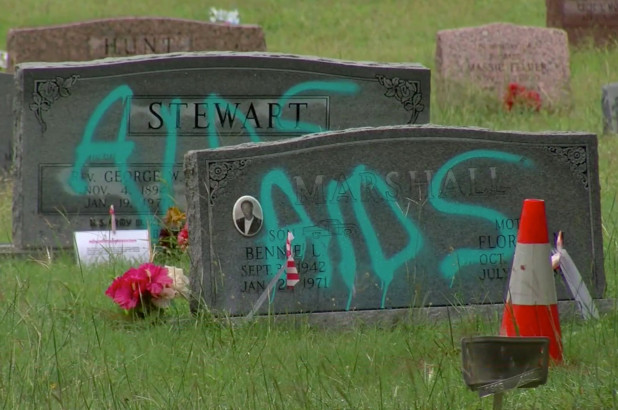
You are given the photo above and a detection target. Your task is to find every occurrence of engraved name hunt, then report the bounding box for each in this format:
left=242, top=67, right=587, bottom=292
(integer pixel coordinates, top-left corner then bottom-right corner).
left=88, top=35, right=191, bottom=57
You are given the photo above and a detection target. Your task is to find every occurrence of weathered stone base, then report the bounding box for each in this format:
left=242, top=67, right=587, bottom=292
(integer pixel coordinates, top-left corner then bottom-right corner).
left=231, top=299, right=616, bottom=328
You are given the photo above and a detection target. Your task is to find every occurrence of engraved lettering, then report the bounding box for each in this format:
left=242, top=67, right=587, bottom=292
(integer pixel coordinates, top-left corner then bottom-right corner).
left=294, top=175, right=325, bottom=204
left=194, top=103, right=208, bottom=129
left=148, top=102, right=163, bottom=129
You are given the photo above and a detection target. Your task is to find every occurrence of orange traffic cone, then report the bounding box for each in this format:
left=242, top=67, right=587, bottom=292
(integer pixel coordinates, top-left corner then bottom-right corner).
left=500, top=199, right=563, bottom=363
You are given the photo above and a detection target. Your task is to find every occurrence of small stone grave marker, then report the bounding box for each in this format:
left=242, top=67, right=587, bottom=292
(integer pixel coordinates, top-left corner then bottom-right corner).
left=13, top=52, right=430, bottom=249
left=546, top=0, right=618, bottom=45
left=184, top=125, right=604, bottom=316
left=6, top=17, right=267, bottom=71
left=435, top=23, right=570, bottom=106
left=602, top=83, right=618, bottom=133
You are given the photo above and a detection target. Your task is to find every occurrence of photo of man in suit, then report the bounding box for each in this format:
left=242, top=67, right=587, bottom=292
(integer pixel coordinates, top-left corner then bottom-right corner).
left=234, top=198, right=262, bottom=237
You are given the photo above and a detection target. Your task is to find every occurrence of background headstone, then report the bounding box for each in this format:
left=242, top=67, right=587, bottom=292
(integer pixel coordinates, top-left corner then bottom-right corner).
left=546, top=0, right=618, bottom=46
left=602, top=83, right=618, bottom=133
left=6, top=17, right=267, bottom=71
left=185, top=125, right=604, bottom=316
left=13, top=52, right=430, bottom=249
left=435, top=23, right=570, bottom=106
left=0, top=72, right=13, bottom=174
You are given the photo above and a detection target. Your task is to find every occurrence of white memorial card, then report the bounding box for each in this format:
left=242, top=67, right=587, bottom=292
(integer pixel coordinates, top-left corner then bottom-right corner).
left=74, top=230, right=150, bottom=265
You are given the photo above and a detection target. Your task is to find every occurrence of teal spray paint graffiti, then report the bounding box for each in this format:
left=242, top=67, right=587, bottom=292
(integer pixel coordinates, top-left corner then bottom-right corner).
left=259, top=168, right=334, bottom=301
left=325, top=183, right=357, bottom=309
left=428, top=150, right=534, bottom=285
left=68, top=85, right=151, bottom=224
left=276, top=81, right=360, bottom=133
left=260, top=165, right=424, bottom=310
left=327, top=165, right=424, bottom=308
left=257, top=150, right=534, bottom=308
left=69, top=80, right=360, bottom=235
left=158, top=99, right=181, bottom=222
left=205, top=93, right=262, bottom=148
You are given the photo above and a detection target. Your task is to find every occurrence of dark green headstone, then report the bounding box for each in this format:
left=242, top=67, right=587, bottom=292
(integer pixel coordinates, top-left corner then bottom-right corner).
left=13, top=52, right=429, bottom=248
left=185, top=125, right=604, bottom=316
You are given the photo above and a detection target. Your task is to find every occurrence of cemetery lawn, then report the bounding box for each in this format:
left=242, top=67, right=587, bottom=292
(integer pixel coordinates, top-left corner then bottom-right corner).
left=1, top=0, right=618, bottom=407
left=0, top=255, right=616, bottom=408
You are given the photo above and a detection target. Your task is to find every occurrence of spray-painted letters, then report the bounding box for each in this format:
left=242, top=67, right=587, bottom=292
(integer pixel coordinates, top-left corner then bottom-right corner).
left=255, top=150, right=534, bottom=309
left=68, top=81, right=360, bottom=231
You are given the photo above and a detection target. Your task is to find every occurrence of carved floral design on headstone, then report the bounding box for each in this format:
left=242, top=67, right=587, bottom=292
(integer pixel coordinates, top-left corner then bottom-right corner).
left=546, top=146, right=588, bottom=189
left=29, top=75, right=79, bottom=132
left=207, top=159, right=251, bottom=204
left=375, top=75, right=424, bottom=124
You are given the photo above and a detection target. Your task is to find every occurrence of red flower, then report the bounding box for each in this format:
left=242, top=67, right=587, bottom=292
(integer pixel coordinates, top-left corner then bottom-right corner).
left=177, top=223, right=189, bottom=250
left=105, top=263, right=173, bottom=311
left=503, top=82, right=541, bottom=112
left=105, top=273, right=139, bottom=310
left=142, top=263, right=173, bottom=297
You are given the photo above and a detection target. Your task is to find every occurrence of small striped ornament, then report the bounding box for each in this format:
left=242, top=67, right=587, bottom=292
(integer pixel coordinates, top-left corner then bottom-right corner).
left=286, top=231, right=299, bottom=289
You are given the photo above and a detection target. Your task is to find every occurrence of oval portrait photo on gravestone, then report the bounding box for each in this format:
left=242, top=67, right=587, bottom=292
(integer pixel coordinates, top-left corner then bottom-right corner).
left=233, top=195, right=263, bottom=237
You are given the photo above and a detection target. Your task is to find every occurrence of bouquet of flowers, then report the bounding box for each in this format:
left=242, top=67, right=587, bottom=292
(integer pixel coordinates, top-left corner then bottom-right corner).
left=105, top=263, right=190, bottom=317
left=158, top=206, right=190, bottom=255
left=503, top=82, right=541, bottom=112
left=209, top=7, right=240, bottom=24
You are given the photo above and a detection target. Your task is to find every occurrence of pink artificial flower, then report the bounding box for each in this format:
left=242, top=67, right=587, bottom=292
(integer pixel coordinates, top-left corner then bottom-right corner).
left=177, top=223, right=189, bottom=250
left=141, top=263, right=173, bottom=297
left=105, top=263, right=173, bottom=311
left=105, top=269, right=142, bottom=310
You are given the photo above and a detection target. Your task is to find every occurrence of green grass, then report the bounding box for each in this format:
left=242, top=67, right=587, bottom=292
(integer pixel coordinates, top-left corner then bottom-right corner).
left=1, top=256, right=617, bottom=408
left=1, top=0, right=618, bottom=407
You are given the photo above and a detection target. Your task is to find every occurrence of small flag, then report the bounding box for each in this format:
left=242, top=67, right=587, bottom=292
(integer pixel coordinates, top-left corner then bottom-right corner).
left=246, top=231, right=298, bottom=320
left=553, top=231, right=599, bottom=320
left=109, top=205, right=116, bottom=234
left=286, top=231, right=299, bottom=289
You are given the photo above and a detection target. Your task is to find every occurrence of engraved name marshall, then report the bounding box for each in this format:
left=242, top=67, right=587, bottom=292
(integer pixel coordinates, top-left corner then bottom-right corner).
left=129, top=96, right=329, bottom=135
left=291, top=166, right=508, bottom=204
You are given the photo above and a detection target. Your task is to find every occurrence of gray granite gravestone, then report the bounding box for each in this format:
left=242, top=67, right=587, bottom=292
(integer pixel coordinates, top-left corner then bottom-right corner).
left=0, top=72, right=13, bottom=174
left=435, top=23, right=570, bottom=106
left=602, top=83, right=618, bottom=133
left=13, top=52, right=430, bottom=249
left=184, top=125, right=604, bottom=316
left=6, top=17, right=267, bottom=72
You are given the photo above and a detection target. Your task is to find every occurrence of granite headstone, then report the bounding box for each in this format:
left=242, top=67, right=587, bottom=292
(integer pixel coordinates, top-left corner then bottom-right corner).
left=602, top=83, right=618, bottom=133
left=436, top=23, right=570, bottom=105
left=6, top=17, right=267, bottom=71
left=13, top=52, right=430, bottom=249
left=184, top=125, right=604, bottom=316
left=546, top=0, right=618, bottom=45
left=0, top=72, right=13, bottom=174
